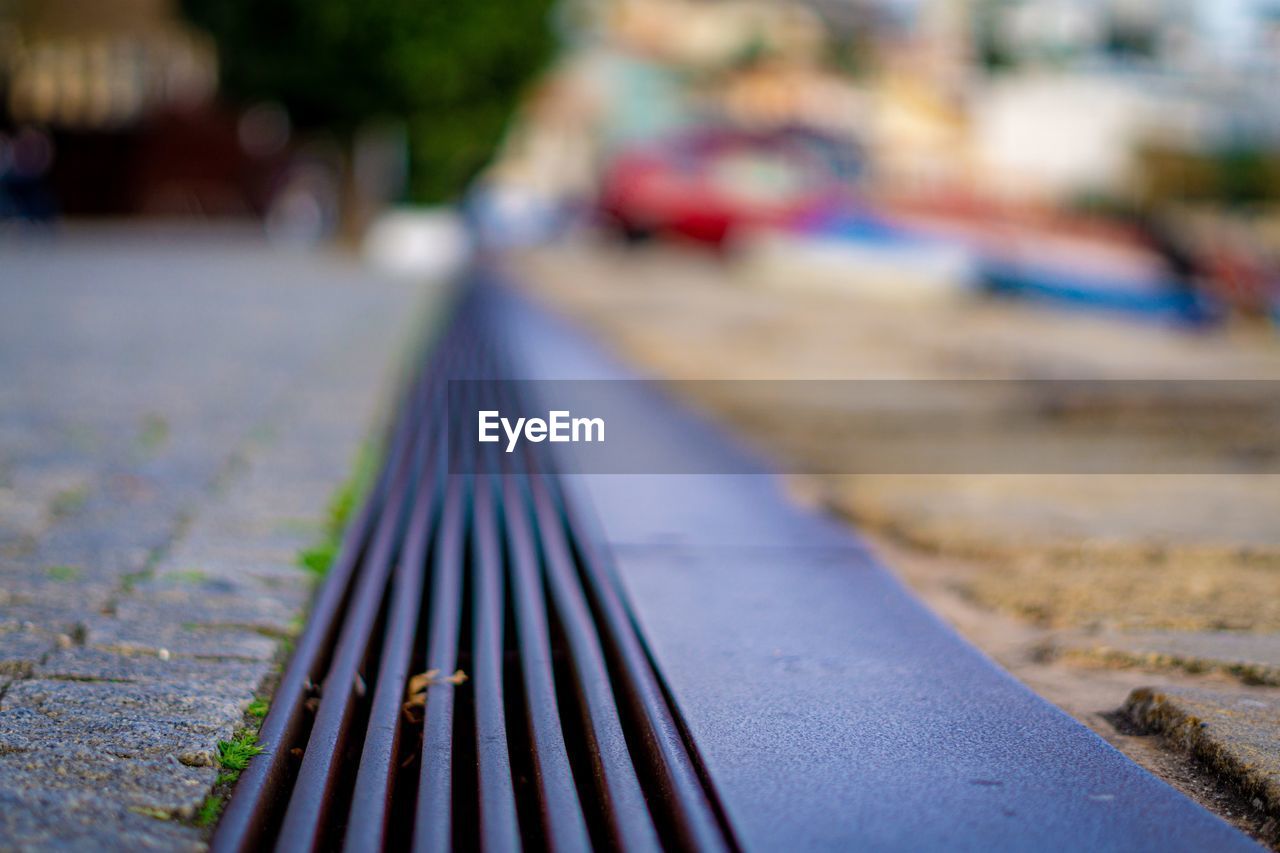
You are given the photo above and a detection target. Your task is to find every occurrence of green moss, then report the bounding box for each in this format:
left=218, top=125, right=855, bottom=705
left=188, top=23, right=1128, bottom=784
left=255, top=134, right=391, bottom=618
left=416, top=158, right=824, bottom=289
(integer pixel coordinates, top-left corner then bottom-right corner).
left=45, top=565, right=81, bottom=582
left=216, top=729, right=264, bottom=773
left=137, top=413, right=170, bottom=453
left=194, top=793, right=224, bottom=827
left=297, top=540, right=337, bottom=576
left=121, top=568, right=152, bottom=593
left=192, top=678, right=272, bottom=831
left=295, top=443, right=379, bottom=577
left=326, top=481, right=359, bottom=539
left=164, top=569, right=208, bottom=584
left=327, top=443, right=378, bottom=536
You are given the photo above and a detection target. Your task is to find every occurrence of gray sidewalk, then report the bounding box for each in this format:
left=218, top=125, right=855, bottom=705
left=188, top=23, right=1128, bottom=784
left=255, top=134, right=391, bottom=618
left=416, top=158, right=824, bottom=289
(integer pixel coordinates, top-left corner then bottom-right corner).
left=0, top=228, right=429, bottom=849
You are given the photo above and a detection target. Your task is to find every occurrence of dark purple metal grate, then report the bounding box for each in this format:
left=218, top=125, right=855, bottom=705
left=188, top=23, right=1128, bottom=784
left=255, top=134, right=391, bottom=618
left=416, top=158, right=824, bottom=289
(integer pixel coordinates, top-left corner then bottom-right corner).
left=210, top=283, right=732, bottom=853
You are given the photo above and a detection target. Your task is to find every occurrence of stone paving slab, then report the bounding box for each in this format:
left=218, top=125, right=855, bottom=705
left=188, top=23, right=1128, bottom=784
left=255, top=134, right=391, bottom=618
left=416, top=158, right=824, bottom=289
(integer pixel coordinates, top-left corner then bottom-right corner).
left=0, top=228, right=430, bottom=849
left=1125, top=686, right=1280, bottom=841
left=34, top=648, right=271, bottom=693
left=0, top=679, right=244, bottom=755
left=1059, top=631, right=1280, bottom=686
left=0, top=785, right=206, bottom=852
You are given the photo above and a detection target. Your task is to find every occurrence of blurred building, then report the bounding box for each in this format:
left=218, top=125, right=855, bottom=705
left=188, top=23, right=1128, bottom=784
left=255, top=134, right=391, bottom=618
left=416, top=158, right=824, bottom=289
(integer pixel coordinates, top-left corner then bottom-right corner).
left=0, top=0, right=289, bottom=218
left=604, top=0, right=828, bottom=68
left=2, top=0, right=215, bottom=130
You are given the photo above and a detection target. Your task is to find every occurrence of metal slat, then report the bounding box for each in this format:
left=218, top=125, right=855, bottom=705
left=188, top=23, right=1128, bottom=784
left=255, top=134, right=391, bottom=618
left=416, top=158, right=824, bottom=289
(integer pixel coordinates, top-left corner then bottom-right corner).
left=500, top=474, right=593, bottom=853
left=273, top=422, right=423, bottom=852
left=551, top=476, right=734, bottom=853
left=471, top=467, right=522, bottom=851
left=527, top=474, right=661, bottom=852
left=335, top=320, right=476, bottom=848
left=490, top=316, right=724, bottom=852
left=341, top=445, right=440, bottom=850
left=412, top=471, right=468, bottom=852
left=496, top=322, right=731, bottom=850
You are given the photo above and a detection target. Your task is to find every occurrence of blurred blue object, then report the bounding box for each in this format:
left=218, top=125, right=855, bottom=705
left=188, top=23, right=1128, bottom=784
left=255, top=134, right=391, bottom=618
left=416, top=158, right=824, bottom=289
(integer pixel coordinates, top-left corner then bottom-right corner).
left=800, top=203, right=1220, bottom=325
left=981, top=260, right=1218, bottom=326
left=797, top=209, right=925, bottom=246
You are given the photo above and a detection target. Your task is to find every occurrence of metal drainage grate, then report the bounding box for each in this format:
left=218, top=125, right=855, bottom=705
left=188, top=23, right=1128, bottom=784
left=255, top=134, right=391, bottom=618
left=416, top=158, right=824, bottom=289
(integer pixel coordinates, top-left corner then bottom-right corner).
left=211, top=285, right=733, bottom=852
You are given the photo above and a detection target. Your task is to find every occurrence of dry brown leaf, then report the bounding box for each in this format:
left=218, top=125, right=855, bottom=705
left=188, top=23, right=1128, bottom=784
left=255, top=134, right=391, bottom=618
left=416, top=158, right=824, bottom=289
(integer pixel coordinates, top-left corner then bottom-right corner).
left=406, top=669, right=468, bottom=697
left=402, top=669, right=468, bottom=725
left=406, top=669, right=440, bottom=697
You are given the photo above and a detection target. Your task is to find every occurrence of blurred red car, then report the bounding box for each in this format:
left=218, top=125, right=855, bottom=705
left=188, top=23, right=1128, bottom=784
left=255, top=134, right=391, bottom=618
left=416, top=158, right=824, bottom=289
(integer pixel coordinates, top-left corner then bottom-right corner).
left=598, top=127, right=857, bottom=248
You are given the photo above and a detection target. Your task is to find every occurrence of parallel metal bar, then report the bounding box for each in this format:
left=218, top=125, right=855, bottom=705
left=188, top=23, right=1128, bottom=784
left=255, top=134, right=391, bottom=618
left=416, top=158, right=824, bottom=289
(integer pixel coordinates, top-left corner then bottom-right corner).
left=488, top=284, right=730, bottom=850
left=472, top=464, right=521, bottom=851
left=554, top=475, right=733, bottom=852
left=501, top=474, right=593, bottom=853
left=341, top=440, right=441, bottom=850
left=273, top=419, right=423, bottom=852
left=528, top=474, right=661, bottom=852
left=412, top=471, right=469, bottom=852
left=486, top=335, right=647, bottom=852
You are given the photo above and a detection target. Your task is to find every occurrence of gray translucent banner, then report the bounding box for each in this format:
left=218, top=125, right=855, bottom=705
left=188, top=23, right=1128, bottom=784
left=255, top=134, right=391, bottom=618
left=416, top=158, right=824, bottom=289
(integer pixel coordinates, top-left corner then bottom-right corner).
left=447, top=380, right=1280, bottom=474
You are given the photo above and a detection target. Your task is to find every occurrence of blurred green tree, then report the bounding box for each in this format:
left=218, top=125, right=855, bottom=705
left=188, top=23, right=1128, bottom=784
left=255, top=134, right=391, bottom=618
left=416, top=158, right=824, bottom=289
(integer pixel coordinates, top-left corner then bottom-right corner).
left=181, top=0, right=556, bottom=202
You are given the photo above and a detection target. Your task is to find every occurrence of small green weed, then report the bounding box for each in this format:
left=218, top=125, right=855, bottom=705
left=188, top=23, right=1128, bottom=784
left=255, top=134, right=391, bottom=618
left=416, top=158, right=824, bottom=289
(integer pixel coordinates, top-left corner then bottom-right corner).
left=138, top=413, right=170, bottom=453
left=194, top=793, right=224, bottom=827
left=216, top=729, right=263, bottom=773
left=297, top=540, right=337, bottom=576
left=45, top=565, right=81, bottom=582
left=328, top=442, right=378, bottom=535
left=164, top=569, right=208, bottom=584
left=121, top=568, right=152, bottom=593
left=295, top=443, right=379, bottom=577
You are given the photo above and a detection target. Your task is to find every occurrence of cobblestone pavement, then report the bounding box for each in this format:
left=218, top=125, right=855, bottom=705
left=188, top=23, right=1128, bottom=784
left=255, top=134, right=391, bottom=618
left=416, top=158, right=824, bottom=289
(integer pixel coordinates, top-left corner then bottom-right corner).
left=0, top=227, right=429, bottom=850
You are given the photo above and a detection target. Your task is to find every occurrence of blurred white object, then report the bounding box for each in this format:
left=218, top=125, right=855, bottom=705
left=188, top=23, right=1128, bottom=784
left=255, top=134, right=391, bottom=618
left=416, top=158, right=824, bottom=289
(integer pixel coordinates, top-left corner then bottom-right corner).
left=970, top=73, right=1155, bottom=203
left=736, top=227, right=977, bottom=303
left=468, top=183, right=573, bottom=249
left=363, top=208, right=472, bottom=281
